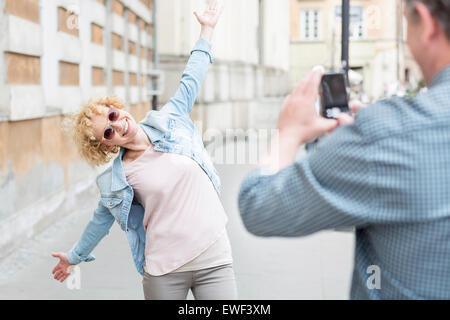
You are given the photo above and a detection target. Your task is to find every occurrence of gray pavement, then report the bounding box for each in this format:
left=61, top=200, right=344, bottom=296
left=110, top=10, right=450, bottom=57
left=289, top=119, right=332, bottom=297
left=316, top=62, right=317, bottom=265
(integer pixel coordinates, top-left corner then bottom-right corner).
left=0, top=141, right=355, bottom=300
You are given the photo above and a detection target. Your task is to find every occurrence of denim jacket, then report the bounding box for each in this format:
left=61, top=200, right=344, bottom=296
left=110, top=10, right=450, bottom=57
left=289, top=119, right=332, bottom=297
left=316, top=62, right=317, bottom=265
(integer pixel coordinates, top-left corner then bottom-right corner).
left=67, top=39, right=220, bottom=275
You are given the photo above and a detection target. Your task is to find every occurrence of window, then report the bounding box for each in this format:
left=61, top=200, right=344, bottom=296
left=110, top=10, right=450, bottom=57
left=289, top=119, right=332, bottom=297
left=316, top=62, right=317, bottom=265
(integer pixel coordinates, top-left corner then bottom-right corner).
left=300, top=9, right=322, bottom=41
left=335, top=5, right=364, bottom=40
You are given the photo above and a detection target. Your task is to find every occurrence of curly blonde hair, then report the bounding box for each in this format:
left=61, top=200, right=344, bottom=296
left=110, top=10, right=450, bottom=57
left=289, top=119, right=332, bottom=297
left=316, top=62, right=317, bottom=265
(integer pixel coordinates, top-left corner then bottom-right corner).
left=63, top=96, right=126, bottom=166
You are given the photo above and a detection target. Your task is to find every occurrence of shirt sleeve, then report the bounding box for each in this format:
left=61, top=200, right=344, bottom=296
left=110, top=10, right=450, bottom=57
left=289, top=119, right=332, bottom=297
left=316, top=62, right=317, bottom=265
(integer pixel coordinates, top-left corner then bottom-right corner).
left=238, top=121, right=377, bottom=237
left=161, top=38, right=213, bottom=116
left=67, top=202, right=115, bottom=265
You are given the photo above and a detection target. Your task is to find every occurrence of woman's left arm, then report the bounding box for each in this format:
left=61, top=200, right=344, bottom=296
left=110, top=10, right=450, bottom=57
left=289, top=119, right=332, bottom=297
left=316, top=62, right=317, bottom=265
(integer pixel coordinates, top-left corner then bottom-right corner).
left=162, top=0, right=224, bottom=116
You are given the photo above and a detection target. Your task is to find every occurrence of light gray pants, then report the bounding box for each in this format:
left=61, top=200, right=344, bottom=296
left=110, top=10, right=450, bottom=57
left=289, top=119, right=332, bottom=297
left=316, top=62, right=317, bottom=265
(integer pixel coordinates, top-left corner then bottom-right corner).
left=142, top=263, right=237, bottom=300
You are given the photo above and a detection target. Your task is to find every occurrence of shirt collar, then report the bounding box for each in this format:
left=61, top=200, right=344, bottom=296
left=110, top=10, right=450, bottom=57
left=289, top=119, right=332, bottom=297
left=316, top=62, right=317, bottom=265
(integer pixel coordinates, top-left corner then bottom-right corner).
left=430, top=64, right=450, bottom=87
left=110, top=147, right=128, bottom=192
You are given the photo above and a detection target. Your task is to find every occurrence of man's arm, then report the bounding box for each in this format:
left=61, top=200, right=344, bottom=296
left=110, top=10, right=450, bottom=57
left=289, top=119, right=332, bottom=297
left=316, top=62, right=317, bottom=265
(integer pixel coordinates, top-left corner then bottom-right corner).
left=238, top=69, right=372, bottom=237
left=238, top=122, right=375, bottom=237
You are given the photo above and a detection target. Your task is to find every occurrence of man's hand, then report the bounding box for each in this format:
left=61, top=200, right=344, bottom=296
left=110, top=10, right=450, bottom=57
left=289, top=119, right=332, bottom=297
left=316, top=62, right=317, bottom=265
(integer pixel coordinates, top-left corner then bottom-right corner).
left=336, top=99, right=367, bottom=126
left=259, top=70, right=337, bottom=172
left=277, top=70, right=338, bottom=146
left=259, top=71, right=369, bottom=173
left=194, top=0, right=224, bottom=42
left=51, top=252, right=75, bottom=283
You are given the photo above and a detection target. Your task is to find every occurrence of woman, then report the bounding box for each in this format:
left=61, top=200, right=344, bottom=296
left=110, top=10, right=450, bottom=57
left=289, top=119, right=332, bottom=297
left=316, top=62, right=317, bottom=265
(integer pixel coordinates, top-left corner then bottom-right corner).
left=51, top=0, right=237, bottom=300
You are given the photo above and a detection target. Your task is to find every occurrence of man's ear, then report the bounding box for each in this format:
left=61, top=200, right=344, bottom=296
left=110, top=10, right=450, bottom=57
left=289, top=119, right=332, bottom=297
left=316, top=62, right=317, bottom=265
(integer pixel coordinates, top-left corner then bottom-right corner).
left=415, top=2, right=441, bottom=44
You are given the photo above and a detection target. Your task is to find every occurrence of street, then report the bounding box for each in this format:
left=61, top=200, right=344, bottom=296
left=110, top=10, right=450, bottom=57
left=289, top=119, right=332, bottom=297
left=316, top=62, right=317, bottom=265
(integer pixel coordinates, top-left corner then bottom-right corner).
left=0, top=141, right=355, bottom=300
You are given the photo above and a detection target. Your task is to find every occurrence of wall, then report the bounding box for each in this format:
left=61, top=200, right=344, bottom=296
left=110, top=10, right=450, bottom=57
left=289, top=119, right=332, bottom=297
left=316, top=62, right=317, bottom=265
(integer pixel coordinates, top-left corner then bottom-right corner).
left=156, top=0, right=291, bottom=133
left=0, top=0, right=156, bottom=262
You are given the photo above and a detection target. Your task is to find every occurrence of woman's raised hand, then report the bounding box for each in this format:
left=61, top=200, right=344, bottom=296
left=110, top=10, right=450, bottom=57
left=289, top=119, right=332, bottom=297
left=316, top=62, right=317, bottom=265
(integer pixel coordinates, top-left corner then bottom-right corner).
left=194, top=0, right=224, bottom=29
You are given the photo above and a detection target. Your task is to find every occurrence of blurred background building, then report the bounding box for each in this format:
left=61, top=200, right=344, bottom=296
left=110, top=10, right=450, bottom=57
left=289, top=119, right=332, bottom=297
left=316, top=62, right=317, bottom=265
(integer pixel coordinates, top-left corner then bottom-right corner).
left=158, top=0, right=290, bottom=132
left=0, top=0, right=290, bottom=264
left=290, top=0, right=422, bottom=101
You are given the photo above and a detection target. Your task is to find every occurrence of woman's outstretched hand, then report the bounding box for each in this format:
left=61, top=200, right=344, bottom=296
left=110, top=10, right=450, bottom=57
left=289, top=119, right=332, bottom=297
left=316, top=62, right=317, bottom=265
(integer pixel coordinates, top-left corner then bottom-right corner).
left=51, top=252, right=75, bottom=283
left=194, top=0, right=224, bottom=28
left=194, top=0, right=224, bottom=41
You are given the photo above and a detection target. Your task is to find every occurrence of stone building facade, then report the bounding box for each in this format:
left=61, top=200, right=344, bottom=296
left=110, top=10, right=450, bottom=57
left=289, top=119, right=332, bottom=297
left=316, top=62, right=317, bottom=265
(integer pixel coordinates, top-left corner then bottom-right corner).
left=0, top=0, right=156, bottom=261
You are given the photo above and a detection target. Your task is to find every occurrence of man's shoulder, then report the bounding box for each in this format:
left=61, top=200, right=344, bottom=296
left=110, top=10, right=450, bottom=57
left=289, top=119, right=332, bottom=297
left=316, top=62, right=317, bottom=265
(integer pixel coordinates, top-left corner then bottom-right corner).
left=353, top=91, right=449, bottom=143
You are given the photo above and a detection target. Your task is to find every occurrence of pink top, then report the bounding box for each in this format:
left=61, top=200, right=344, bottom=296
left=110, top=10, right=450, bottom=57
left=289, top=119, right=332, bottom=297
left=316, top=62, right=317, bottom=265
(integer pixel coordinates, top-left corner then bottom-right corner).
left=123, top=144, right=228, bottom=276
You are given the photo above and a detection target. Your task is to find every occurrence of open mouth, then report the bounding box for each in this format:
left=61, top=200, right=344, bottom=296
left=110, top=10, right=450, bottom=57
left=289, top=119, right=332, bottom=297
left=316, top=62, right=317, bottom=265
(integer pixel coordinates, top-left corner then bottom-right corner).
left=122, top=119, right=129, bottom=137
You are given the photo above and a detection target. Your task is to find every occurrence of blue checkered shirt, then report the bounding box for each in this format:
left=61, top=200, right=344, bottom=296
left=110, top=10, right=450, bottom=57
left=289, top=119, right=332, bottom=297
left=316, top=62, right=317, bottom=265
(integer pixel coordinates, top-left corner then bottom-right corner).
left=238, top=65, right=450, bottom=299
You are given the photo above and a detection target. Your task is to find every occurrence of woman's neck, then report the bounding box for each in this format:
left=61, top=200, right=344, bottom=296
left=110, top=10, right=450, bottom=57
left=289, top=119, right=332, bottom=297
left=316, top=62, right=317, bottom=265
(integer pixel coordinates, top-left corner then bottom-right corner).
left=124, top=126, right=151, bottom=152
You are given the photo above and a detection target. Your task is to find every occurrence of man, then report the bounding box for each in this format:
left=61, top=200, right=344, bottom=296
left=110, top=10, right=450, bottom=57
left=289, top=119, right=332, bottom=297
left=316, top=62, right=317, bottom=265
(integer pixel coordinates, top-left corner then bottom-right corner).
left=238, top=0, right=450, bottom=299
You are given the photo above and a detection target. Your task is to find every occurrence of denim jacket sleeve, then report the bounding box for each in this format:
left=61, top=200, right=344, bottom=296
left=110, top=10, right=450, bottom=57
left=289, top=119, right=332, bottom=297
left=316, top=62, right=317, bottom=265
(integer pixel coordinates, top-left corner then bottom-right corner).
left=67, top=201, right=115, bottom=265
left=161, top=38, right=213, bottom=116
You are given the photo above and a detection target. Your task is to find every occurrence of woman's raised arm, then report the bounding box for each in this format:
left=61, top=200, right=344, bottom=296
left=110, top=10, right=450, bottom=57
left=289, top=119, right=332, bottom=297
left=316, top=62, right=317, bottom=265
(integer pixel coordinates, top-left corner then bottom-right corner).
left=161, top=0, right=224, bottom=116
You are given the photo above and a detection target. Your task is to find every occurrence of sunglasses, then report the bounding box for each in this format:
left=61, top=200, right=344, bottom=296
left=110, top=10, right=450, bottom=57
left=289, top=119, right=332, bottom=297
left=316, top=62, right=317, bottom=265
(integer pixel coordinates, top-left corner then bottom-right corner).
left=102, top=106, right=120, bottom=141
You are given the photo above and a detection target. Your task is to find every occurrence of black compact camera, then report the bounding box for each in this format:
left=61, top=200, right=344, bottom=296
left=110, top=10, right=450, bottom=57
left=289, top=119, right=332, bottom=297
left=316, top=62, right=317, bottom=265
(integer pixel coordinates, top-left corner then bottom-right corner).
left=319, top=71, right=350, bottom=119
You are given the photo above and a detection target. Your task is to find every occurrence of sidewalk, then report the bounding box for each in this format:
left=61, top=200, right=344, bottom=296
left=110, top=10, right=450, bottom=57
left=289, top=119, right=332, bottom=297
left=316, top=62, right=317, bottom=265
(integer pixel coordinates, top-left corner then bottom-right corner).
left=0, top=141, right=355, bottom=299
left=0, top=197, right=143, bottom=299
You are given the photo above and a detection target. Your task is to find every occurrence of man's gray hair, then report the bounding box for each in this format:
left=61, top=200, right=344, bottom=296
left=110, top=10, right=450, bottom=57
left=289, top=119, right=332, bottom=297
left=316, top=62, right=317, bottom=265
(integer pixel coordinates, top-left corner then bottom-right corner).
left=404, top=0, right=450, bottom=39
